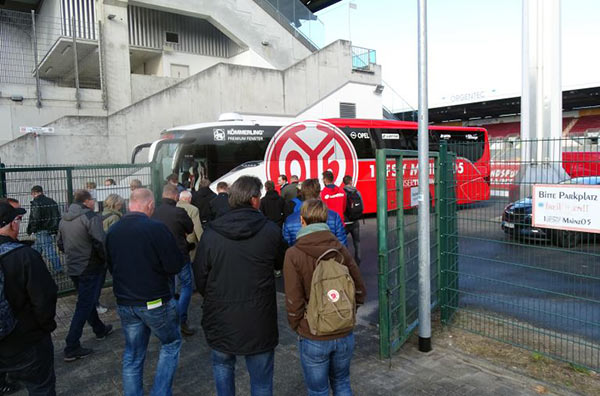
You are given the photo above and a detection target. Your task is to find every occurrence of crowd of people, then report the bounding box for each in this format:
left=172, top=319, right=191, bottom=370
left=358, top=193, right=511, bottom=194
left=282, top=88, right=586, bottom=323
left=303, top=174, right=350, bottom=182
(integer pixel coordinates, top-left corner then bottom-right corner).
left=0, top=171, right=366, bottom=396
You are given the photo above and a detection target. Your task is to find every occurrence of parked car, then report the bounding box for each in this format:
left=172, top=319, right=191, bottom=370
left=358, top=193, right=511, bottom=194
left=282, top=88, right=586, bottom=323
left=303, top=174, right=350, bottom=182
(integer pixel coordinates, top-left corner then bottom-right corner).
left=501, top=176, right=600, bottom=247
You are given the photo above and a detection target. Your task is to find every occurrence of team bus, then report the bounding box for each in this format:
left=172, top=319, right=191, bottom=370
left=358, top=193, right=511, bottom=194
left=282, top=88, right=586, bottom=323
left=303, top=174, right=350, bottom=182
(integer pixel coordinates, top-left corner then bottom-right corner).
left=132, top=114, right=490, bottom=213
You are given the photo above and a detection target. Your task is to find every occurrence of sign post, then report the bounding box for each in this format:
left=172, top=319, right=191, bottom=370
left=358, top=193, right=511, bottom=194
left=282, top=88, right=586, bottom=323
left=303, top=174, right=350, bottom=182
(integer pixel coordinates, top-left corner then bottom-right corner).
left=417, top=0, right=432, bottom=353
left=19, top=127, right=55, bottom=165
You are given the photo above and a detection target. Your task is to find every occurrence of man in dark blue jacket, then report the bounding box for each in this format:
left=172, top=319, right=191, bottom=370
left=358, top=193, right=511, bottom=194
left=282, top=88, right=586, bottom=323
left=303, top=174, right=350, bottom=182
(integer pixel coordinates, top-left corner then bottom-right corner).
left=194, top=176, right=285, bottom=396
left=282, top=179, right=347, bottom=247
left=106, top=188, right=185, bottom=396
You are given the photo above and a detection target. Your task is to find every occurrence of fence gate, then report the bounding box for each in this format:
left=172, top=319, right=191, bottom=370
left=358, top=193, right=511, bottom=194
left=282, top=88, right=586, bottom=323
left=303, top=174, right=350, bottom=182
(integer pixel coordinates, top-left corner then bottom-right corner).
left=376, top=143, right=457, bottom=358
left=0, top=163, right=157, bottom=295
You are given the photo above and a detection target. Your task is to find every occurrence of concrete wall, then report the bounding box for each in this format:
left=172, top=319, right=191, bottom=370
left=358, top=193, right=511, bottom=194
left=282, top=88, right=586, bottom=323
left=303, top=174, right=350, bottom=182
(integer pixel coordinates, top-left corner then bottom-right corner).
left=298, top=82, right=383, bottom=119
left=130, top=74, right=182, bottom=103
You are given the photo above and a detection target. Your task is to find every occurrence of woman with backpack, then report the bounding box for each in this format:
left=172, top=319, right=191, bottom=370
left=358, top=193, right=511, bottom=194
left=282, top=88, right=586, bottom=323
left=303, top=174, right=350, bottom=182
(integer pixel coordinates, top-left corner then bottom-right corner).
left=283, top=199, right=366, bottom=396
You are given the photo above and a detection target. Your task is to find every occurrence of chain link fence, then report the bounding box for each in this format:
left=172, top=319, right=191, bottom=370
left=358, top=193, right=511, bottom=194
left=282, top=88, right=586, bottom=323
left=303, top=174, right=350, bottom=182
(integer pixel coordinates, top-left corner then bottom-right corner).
left=441, top=136, right=600, bottom=370
left=0, top=164, right=154, bottom=294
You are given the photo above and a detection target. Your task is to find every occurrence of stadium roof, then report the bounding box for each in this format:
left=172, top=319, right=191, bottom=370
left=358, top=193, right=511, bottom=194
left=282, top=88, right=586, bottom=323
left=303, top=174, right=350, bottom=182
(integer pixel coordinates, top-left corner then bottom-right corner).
left=301, top=1, right=342, bottom=13
left=394, top=85, right=600, bottom=123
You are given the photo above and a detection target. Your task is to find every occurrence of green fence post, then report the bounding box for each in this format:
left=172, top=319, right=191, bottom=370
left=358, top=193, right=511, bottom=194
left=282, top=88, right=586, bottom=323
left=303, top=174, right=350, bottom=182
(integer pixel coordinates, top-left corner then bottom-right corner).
left=66, top=168, right=74, bottom=204
left=395, top=156, right=406, bottom=342
left=0, top=162, right=6, bottom=199
left=376, top=149, right=390, bottom=359
left=438, top=142, right=449, bottom=322
left=151, top=163, right=162, bottom=203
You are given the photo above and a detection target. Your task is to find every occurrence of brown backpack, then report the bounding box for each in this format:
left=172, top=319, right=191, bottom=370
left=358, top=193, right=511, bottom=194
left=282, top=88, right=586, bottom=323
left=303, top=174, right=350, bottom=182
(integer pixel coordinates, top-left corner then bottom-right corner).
left=305, top=249, right=356, bottom=336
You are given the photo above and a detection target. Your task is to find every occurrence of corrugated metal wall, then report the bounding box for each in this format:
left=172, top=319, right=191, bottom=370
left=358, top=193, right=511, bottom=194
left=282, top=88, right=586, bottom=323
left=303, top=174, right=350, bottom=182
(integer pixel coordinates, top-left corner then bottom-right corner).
left=61, top=0, right=96, bottom=40
left=128, top=6, right=241, bottom=58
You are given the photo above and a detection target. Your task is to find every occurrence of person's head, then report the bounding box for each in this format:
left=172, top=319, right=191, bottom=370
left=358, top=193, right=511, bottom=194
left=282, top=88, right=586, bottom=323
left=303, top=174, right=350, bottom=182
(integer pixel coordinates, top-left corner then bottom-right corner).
left=198, top=179, right=211, bottom=189
left=0, top=202, right=26, bottom=239
left=290, top=175, right=299, bottom=183
left=31, top=185, right=43, bottom=198
left=74, top=189, right=95, bottom=209
left=322, top=170, right=334, bottom=185
left=162, top=184, right=179, bottom=201
left=129, top=188, right=155, bottom=217
left=228, top=176, right=262, bottom=210
left=277, top=174, right=287, bottom=186
left=166, top=173, right=179, bottom=186
left=342, top=175, right=353, bottom=186
left=104, top=194, right=125, bottom=212
left=179, top=190, right=192, bottom=203
left=265, top=180, right=275, bottom=192
left=130, top=179, right=142, bottom=191
left=104, top=178, right=116, bottom=186
left=299, top=178, right=321, bottom=200
left=85, top=181, right=97, bottom=190
left=300, top=199, right=328, bottom=227
left=0, top=198, right=20, bottom=208
left=216, top=182, right=228, bottom=194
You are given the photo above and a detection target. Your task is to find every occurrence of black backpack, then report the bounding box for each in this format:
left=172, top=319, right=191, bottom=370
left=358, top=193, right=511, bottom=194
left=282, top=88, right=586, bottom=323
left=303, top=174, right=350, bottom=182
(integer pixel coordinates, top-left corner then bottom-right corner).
left=0, top=242, right=24, bottom=340
left=345, top=189, right=364, bottom=222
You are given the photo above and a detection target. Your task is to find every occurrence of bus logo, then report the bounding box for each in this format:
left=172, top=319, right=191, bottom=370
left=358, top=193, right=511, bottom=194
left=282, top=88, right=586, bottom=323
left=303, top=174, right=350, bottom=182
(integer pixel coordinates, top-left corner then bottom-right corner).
left=213, top=129, right=226, bottom=141
left=264, top=120, right=358, bottom=186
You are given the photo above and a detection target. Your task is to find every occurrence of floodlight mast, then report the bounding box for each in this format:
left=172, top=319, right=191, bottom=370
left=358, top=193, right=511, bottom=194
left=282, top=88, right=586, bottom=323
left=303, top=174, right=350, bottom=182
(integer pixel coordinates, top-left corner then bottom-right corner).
left=417, top=0, right=432, bottom=353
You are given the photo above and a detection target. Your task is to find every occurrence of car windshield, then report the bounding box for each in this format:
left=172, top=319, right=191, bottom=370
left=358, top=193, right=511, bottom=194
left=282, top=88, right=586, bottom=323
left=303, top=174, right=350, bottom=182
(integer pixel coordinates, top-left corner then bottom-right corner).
left=559, top=176, right=600, bottom=185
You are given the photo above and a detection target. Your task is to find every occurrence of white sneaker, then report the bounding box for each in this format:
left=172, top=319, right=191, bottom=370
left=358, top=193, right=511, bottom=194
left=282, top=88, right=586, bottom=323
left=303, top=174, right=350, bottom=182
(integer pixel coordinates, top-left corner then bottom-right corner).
left=96, top=305, right=108, bottom=314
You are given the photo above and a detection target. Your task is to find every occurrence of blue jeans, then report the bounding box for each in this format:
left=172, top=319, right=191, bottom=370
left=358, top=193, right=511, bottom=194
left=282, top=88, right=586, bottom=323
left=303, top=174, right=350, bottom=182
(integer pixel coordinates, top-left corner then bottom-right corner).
left=211, top=349, right=274, bottom=396
left=177, top=263, right=193, bottom=324
left=32, top=231, right=62, bottom=272
left=117, top=299, right=181, bottom=396
left=298, top=333, right=354, bottom=396
left=65, top=273, right=107, bottom=353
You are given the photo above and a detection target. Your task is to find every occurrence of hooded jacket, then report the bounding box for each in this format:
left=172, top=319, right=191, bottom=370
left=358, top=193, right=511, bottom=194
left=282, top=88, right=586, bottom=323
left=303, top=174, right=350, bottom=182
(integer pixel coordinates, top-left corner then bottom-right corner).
left=193, top=207, right=285, bottom=355
left=101, top=209, right=122, bottom=232
left=57, top=203, right=106, bottom=276
left=282, top=203, right=347, bottom=247
left=0, top=236, right=57, bottom=357
left=209, top=192, right=231, bottom=220
left=191, top=187, right=216, bottom=226
left=321, top=184, right=347, bottom=225
left=26, top=194, right=61, bottom=235
left=283, top=226, right=366, bottom=341
left=259, top=190, right=286, bottom=227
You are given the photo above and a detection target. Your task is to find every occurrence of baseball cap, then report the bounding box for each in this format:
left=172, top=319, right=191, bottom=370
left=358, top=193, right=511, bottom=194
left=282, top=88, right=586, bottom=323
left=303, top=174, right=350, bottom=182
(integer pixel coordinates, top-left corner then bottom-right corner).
left=0, top=202, right=26, bottom=228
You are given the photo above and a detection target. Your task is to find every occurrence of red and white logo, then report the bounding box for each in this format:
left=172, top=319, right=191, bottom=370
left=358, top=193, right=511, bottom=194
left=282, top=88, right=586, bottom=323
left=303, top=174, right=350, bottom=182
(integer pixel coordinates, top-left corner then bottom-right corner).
left=264, top=120, right=358, bottom=186
left=327, top=289, right=340, bottom=303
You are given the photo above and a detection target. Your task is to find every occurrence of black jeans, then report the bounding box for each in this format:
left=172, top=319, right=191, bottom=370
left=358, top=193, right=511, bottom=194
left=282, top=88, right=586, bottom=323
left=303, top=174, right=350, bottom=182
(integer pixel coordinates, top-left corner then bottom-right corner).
left=345, top=221, right=361, bottom=266
left=0, top=333, right=55, bottom=395
left=65, top=273, right=108, bottom=353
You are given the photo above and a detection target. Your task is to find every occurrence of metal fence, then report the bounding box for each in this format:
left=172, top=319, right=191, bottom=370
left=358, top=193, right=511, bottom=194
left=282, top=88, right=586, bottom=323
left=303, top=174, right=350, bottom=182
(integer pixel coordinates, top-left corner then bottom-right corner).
left=0, top=163, right=155, bottom=294
left=441, top=136, right=600, bottom=370
left=351, top=46, right=376, bottom=71
left=0, top=9, right=104, bottom=107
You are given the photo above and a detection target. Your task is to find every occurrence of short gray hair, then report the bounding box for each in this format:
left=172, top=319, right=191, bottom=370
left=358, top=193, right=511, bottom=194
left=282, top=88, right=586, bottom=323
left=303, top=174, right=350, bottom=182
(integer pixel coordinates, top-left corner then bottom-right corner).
left=228, top=176, right=262, bottom=209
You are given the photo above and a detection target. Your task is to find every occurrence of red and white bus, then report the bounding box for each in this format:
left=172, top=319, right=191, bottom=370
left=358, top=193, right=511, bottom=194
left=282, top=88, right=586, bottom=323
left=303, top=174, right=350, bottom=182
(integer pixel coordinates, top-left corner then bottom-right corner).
left=134, top=115, right=490, bottom=213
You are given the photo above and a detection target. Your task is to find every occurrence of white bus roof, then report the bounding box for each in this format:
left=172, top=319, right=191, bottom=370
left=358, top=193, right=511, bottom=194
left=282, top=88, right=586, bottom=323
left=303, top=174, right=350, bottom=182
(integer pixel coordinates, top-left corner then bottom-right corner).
left=164, top=114, right=297, bottom=133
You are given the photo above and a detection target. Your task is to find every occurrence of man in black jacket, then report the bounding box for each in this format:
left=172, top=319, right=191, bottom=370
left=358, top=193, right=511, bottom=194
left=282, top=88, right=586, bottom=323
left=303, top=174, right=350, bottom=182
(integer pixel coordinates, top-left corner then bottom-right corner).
left=209, top=181, right=230, bottom=220
left=27, top=185, right=62, bottom=273
left=260, top=180, right=286, bottom=227
left=191, top=179, right=216, bottom=228
left=152, top=184, right=196, bottom=335
left=58, top=190, right=113, bottom=362
left=107, top=188, right=185, bottom=396
left=0, top=202, right=58, bottom=395
left=194, top=176, right=285, bottom=395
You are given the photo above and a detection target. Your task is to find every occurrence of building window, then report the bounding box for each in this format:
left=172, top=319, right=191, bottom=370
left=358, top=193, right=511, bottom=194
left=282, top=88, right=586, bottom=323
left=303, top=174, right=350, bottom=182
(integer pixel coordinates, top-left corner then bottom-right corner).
left=165, top=32, right=179, bottom=44
left=340, top=102, right=357, bottom=118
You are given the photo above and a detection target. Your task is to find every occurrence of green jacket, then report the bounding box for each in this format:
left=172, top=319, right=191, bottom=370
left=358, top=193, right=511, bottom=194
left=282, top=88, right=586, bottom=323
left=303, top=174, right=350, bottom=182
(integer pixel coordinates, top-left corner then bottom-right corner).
left=102, top=209, right=122, bottom=232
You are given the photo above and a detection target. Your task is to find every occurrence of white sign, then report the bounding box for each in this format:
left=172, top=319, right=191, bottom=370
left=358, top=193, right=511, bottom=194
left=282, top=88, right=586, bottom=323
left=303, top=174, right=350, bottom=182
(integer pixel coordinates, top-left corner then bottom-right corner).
left=19, top=126, right=54, bottom=134
left=410, top=187, right=419, bottom=207
left=532, top=184, right=600, bottom=234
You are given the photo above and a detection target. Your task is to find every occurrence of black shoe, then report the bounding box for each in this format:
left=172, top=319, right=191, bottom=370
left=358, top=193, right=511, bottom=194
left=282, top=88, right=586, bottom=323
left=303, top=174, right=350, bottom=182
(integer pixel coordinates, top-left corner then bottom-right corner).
left=95, top=324, right=114, bottom=340
left=0, top=379, right=22, bottom=395
left=64, top=347, right=94, bottom=362
left=180, top=322, right=197, bottom=336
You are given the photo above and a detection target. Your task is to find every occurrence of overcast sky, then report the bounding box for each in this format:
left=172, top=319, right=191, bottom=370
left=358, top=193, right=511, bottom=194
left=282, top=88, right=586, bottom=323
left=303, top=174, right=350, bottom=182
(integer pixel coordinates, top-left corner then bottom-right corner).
left=315, top=0, right=600, bottom=110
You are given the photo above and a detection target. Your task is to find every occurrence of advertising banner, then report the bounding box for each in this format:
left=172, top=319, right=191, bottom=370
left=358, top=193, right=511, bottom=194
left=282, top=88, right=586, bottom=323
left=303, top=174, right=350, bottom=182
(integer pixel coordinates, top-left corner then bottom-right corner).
left=532, top=184, right=600, bottom=234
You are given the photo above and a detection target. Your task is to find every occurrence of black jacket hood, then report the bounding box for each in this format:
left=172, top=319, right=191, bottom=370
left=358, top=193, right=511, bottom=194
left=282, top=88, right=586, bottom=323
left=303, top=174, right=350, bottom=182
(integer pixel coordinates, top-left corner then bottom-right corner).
left=209, top=207, right=267, bottom=240
left=196, top=187, right=214, bottom=198
left=264, top=190, right=281, bottom=200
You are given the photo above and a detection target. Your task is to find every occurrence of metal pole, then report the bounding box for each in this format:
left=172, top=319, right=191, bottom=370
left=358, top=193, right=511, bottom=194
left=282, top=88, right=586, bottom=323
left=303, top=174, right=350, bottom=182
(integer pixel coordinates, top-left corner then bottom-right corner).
left=31, top=10, right=42, bottom=108
left=97, top=21, right=108, bottom=111
left=417, top=0, right=432, bottom=353
left=72, top=17, right=81, bottom=109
